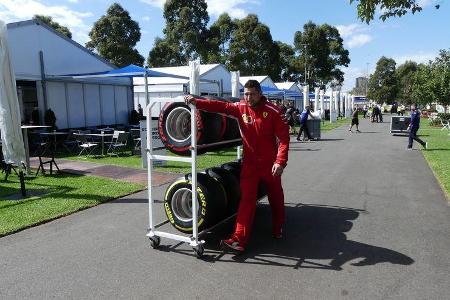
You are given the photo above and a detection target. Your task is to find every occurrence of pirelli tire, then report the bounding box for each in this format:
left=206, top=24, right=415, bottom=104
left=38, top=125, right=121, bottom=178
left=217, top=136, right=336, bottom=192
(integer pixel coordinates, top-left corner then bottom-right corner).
left=164, top=172, right=227, bottom=234
left=221, top=160, right=266, bottom=200
left=158, top=100, right=225, bottom=156
left=205, top=167, right=241, bottom=215
left=201, top=95, right=241, bottom=150
left=221, top=160, right=242, bottom=181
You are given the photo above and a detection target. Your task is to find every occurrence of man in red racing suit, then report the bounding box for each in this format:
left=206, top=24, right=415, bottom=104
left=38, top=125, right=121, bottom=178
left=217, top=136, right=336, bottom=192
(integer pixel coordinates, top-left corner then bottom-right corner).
left=185, top=80, right=289, bottom=253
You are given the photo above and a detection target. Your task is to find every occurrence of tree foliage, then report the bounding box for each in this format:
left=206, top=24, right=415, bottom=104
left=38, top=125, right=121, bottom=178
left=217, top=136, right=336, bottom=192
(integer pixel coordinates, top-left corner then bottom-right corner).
left=431, top=49, right=450, bottom=107
left=276, top=41, right=296, bottom=81
left=395, top=60, right=418, bottom=104
left=205, top=13, right=237, bottom=65
left=293, top=21, right=350, bottom=89
left=368, top=56, right=398, bottom=104
left=228, top=14, right=281, bottom=80
left=350, top=0, right=426, bottom=23
left=86, top=3, right=144, bottom=67
left=33, top=15, right=72, bottom=38
left=411, top=49, right=450, bottom=106
left=410, top=63, right=431, bottom=106
left=147, top=0, right=209, bottom=66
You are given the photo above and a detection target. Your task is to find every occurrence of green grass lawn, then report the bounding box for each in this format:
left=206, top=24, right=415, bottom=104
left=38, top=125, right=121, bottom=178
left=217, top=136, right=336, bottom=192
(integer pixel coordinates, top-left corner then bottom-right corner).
left=0, top=173, right=143, bottom=236
left=420, top=121, right=450, bottom=200
left=320, top=118, right=350, bottom=131
left=56, top=147, right=238, bottom=173
left=59, top=120, right=350, bottom=172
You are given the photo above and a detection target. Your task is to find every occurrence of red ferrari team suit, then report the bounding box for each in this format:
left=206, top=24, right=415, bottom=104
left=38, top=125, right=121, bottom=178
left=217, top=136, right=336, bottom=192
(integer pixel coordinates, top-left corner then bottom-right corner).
left=194, top=96, right=290, bottom=247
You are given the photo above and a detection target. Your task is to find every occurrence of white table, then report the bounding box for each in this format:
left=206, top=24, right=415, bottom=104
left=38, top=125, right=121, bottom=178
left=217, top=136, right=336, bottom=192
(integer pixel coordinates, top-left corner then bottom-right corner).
left=75, top=133, right=114, bottom=156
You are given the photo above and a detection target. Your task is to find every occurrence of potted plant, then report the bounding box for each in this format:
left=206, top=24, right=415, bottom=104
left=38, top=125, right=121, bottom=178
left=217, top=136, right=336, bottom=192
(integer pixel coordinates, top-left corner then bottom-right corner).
left=44, top=108, right=57, bottom=130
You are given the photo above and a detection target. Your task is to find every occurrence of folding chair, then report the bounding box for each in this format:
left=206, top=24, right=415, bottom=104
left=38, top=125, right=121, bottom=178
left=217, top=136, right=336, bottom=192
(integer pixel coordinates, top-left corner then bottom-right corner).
left=29, top=130, right=49, bottom=157
left=63, top=130, right=79, bottom=154
left=130, top=128, right=141, bottom=154
left=76, top=134, right=98, bottom=157
left=107, top=132, right=129, bottom=156
left=440, top=118, right=450, bottom=131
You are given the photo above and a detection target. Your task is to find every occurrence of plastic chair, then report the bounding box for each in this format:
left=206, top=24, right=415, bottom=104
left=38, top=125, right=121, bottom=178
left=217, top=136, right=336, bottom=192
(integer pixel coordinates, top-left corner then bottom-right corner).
left=107, top=132, right=129, bottom=156
left=75, top=134, right=98, bottom=157
left=130, top=129, right=141, bottom=152
left=63, top=130, right=79, bottom=153
left=440, top=118, right=450, bottom=131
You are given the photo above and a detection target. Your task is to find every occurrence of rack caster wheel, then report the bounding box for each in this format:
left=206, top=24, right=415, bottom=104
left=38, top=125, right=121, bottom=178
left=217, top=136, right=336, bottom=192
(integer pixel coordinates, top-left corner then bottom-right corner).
left=149, top=236, right=160, bottom=248
left=194, top=245, right=204, bottom=258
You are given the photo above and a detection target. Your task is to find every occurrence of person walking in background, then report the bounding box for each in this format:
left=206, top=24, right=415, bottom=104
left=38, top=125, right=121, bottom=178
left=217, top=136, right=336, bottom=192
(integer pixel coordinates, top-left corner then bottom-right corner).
left=379, top=105, right=383, bottom=123
left=407, top=103, right=427, bottom=150
left=363, top=105, right=368, bottom=118
left=137, top=104, right=144, bottom=119
left=184, top=80, right=289, bottom=253
left=349, top=107, right=361, bottom=133
left=296, top=106, right=315, bottom=141
left=285, top=104, right=296, bottom=135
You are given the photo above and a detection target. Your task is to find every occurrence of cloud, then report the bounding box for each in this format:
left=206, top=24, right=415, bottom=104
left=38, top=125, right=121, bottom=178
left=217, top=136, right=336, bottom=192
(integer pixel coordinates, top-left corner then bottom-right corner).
left=0, top=0, right=92, bottom=44
left=347, top=34, right=373, bottom=48
left=67, top=0, right=79, bottom=3
left=417, top=0, right=435, bottom=8
left=139, top=0, right=259, bottom=19
left=336, top=23, right=373, bottom=48
left=142, top=16, right=151, bottom=22
left=139, top=0, right=166, bottom=9
left=207, top=0, right=259, bottom=19
left=336, top=24, right=363, bottom=38
left=394, top=51, right=437, bottom=65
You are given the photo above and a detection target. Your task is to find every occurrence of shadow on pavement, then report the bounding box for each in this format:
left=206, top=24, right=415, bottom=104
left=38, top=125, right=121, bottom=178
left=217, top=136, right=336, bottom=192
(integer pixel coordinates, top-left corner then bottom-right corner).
left=289, top=148, right=320, bottom=152
left=318, top=138, right=345, bottom=141
left=156, top=203, right=414, bottom=269
left=357, top=131, right=380, bottom=134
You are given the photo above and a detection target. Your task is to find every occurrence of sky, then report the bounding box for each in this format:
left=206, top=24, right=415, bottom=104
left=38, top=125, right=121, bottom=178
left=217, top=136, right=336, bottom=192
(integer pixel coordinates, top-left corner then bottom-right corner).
left=0, top=0, right=449, bottom=92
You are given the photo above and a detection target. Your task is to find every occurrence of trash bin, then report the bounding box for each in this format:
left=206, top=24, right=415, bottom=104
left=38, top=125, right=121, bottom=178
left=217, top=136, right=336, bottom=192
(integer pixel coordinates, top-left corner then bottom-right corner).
left=390, top=116, right=411, bottom=134
left=307, top=119, right=321, bottom=140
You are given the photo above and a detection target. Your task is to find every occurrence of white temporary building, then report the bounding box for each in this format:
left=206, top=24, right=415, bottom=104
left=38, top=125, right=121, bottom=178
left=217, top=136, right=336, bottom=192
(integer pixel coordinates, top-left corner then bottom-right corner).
left=239, top=75, right=278, bottom=89
left=6, top=19, right=133, bottom=129
left=133, top=64, right=239, bottom=118
left=274, top=82, right=301, bottom=93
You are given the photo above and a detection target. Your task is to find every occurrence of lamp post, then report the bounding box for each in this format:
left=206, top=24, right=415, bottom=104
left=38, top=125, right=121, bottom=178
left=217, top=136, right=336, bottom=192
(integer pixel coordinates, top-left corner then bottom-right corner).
left=366, top=62, right=369, bottom=97
left=301, top=43, right=308, bottom=85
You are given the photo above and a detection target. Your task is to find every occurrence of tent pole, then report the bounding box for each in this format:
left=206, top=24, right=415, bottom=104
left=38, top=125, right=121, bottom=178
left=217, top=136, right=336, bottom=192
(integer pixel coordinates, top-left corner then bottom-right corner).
left=144, top=72, right=149, bottom=107
left=39, top=51, right=48, bottom=111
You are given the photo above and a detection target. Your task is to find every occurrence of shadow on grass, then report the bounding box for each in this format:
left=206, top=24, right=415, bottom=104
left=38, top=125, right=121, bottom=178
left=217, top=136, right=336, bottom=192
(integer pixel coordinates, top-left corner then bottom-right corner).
left=157, top=203, right=414, bottom=269
left=425, top=148, right=450, bottom=151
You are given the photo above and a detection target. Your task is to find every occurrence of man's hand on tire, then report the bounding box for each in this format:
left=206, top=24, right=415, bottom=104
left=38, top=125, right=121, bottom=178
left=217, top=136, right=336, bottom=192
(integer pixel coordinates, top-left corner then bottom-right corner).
left=184, top=95, right=196, bottom=106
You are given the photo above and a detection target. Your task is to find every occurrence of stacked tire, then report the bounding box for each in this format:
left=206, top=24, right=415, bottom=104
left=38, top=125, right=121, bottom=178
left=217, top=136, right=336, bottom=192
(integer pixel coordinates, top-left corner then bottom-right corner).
left=158, top=96, right=241, bottom=156
left=163, top=159, right=268, bottom=234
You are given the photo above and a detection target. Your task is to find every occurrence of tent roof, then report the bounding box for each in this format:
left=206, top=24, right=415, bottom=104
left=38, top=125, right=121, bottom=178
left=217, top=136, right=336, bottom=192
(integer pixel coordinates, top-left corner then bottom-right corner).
left=240, top=85, right=284, bottom=95
left=150, top=64, right=221, bottom=77
left=275, top=82, right=298, bottom=90
left=68, top=64, right=189, bottom=79
left=239, top=75, right=270, bottom=85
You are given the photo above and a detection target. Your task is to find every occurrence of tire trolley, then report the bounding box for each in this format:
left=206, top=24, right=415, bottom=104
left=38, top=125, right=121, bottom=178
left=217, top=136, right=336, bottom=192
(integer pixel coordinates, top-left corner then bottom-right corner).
left=145, top=96, right=241, bottom=258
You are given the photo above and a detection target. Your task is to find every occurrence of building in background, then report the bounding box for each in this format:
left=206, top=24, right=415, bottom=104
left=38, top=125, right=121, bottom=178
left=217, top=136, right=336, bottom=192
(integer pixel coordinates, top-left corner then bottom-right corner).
left=7, top=19, right=133, bottom=129
left=133, top=64, right=236, bottom=118
left=353, top=76, right=368, bottom=96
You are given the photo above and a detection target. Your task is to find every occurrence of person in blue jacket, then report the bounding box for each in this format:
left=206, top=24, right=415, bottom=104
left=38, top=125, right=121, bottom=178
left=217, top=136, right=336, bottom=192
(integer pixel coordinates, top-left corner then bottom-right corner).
left=407, top=104, right=427, bottom=150
left=296, top=106, right=315, bottom=141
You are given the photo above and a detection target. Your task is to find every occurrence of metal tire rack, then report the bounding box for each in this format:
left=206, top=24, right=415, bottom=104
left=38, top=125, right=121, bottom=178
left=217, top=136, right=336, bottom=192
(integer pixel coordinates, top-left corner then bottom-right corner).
left=145, top=96, right=241, bottom=258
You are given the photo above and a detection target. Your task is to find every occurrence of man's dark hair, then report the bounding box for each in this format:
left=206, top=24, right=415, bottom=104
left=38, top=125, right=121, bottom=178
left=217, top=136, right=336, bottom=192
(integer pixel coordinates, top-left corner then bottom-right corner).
left=244, top=80, right=262, bottom=92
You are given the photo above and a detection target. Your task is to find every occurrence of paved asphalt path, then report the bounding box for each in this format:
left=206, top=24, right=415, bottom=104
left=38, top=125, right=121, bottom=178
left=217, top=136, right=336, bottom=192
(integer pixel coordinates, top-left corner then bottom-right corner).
left=1, top=117, right=449, bottom=299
